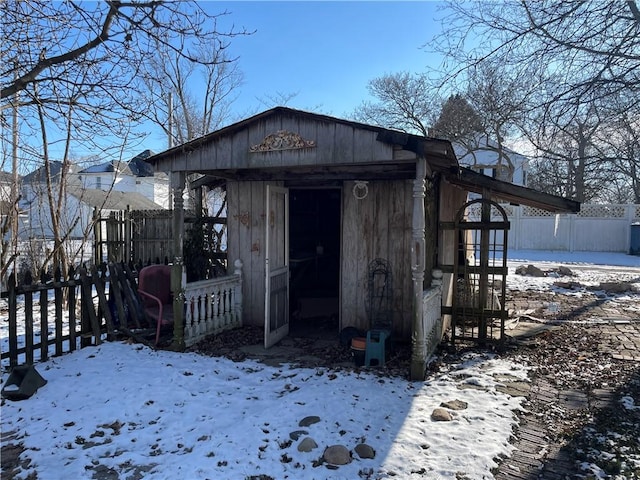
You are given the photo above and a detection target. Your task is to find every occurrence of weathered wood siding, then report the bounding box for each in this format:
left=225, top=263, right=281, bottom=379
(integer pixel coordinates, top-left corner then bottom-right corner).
left=227, top=178, right=422, bottom=339
left=437, top=180, right=469, bottom=332
left=341, top=179, right=415, bottom=340
left=227, top=180, right=286, bottom=326
left=154, top=114, right=397, bottom=173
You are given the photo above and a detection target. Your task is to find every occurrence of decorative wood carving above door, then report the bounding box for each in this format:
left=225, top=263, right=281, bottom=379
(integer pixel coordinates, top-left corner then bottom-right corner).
left=249, top=130, right=316, bottom=152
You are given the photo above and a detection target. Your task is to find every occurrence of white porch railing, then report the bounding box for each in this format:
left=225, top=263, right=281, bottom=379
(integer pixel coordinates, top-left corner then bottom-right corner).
left=183, top=260, right=243, bottom=347
left=422, top=270, right=443, bottom=359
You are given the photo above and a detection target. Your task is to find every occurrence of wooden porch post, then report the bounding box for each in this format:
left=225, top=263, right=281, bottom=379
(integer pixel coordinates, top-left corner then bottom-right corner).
left=411, top=158, right=427, bottom=381
left=170, top=172, right=186, bottom=351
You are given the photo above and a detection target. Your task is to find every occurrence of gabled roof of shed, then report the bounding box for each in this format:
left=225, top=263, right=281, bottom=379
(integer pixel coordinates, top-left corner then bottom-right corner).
left=146, top=107, right=459, bottom=176
left=146, top=107, right=579, bottom=214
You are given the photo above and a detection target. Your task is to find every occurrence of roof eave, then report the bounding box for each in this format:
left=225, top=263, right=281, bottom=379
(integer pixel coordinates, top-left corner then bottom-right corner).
left=446, top=167, right=580, bottom=214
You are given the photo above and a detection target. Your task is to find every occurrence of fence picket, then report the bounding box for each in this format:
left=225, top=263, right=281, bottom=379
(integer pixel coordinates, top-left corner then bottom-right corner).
left=68, top=279, right=77, bottom=352
left=8, top=277, right=18, bottom=367
left=107, top=263, right=128, bottom=331
left=54, top=275, right=63, bottom=357
left=23, top=278, right=34, bottom=365
left=79, top=268, right=102, bottom=345
left=39, top=285, right=48, bottom=361
left=91, top=266, right=114, bottom=337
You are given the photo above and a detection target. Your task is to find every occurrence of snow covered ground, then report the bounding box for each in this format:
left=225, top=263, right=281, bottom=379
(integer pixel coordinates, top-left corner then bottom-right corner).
left=1, top=250, right=639, bottom=480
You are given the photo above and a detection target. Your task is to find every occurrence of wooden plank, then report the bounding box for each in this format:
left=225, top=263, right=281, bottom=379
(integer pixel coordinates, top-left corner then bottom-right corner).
left=250, top=181, right=267, bottom=325
left=372, top=181, right=388, bottom=260
left=54, top=277, right=64, bottom=356
left=340, top=182, right=359, bottom=329
left=236, top=181, right=254, bottom=323
left=68, top=281, right=77, bottom=352
left=216, top=134, right=233, bottom=169
left=108, top=262, right=128, bottom=331
left=340, top=181, right=358, bottom=330
left=8, top=277, right=18, bottom=367
left=121, top=264, right=146, bottom=328
left=39, top=283, right=49, bottom=360
left=226, top=180, right=240, bottom=273
left=24, top=288, right=34, bottom=364
left=315, top=120, right=335, bottom=162
left=294, top=117, right=319, bottom=167
left=91, top=266, right=114, bottom=338
left=353, top=129, right=376, bottom=163
left=333, top=123, right=354, bottom=164
left=389, top=180, right=411, bottom=338
left=79, top=268, right=102, bottom=345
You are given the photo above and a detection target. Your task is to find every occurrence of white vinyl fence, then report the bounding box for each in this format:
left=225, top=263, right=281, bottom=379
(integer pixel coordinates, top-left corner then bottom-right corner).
left=468, top=204, right=640, bottom=253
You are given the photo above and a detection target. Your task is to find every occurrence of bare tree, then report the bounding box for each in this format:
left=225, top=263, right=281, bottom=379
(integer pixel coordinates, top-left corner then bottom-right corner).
left=591, top=102, right=640, bottom=203
left=353, top=72, right=440, bottom=137
left=526, top=105, right=608, bottom=203
left=431, top=0, right=640, bottom=201
left=434, top=1, right=640, bottom=112
left=143, top=38, right=245, bottom=146
left=0, top=1, right=248, bottom=280
left=354, top=68, right=529, bottom=183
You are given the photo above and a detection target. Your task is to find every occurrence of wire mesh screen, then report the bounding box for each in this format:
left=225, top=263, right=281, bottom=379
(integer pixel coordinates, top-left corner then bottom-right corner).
left=452, top=199, right=509, bottom=347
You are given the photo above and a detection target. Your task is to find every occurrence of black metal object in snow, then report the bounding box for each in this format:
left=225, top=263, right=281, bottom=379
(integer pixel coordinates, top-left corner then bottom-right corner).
left=366, top=258, right=393, bottom=331
left=451, top=198, right=509, bottom=348
left=1, top=365, right=47, bottom=401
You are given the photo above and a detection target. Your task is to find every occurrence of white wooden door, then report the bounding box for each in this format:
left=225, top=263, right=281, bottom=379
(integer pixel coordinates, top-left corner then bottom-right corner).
left=264, top=185, right=289, bottom=348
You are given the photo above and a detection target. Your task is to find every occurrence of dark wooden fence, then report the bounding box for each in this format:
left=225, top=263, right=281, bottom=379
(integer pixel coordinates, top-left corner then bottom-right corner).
left=2, top=263, right=153, bottom=368
left=93, top=209, right=227, bottom=278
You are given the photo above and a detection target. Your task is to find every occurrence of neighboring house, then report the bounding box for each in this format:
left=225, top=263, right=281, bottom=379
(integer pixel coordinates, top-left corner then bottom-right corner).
left=19, top=161, right=87, bottom=240
left=453, top=135, right=529, bottom=186
left=0, top=170, right=16, bottom=198
left=77, top=150, right=170, bottom=208
left=1, top=169, right=25, bottom=248
left=18, top=152, right=167, bottom=270
left=0, top=170, right=17, bottom=220
left=146, top=107, right=579, bottom=379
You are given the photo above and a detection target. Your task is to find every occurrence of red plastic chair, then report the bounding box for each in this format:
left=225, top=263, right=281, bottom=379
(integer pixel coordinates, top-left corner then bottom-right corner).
left=137, top=265, right=174, bottom=345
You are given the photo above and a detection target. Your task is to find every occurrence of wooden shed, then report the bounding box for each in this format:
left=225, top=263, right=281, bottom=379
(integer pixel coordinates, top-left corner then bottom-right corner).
left=146, top=107, right=579, bottom=379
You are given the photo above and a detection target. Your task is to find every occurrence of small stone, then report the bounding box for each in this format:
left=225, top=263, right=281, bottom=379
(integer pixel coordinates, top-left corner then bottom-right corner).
left=440, top=399, right=468, bottom=411
left=431, top=408, right=453, bottom=421
left=515, top=265, right=528, bottom=275
left=289, top=430, right=308, bottom=441
left=323, top=444, right=352, bottom=465
left=526, top=265, right=546, bottom=277
left=558, top=266, right=573, bottom=276
left=593, top=282, right=634, bottom=294
left=354, top=443, right=375, bottom=459
left=298, top=416, right=321, bottom=427
left=297, top=437, right=318, bottom=452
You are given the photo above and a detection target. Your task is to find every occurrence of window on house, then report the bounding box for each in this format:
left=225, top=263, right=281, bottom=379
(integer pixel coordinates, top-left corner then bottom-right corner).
left=96, top=176, right=102, bottom=189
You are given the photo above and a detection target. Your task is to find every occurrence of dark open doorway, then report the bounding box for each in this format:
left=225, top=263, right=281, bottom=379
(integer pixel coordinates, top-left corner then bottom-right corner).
left=288, top=188, right=341, bottom=337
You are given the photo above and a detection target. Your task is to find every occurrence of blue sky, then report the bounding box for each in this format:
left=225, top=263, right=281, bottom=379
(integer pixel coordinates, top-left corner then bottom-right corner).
left=143, top=1, right=446, bottom=152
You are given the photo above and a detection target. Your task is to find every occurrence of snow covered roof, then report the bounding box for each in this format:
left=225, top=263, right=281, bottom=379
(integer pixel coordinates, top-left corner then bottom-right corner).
left=67, top=186, right=164, bottom=210
left=78, top=150, right=155, bottom=177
